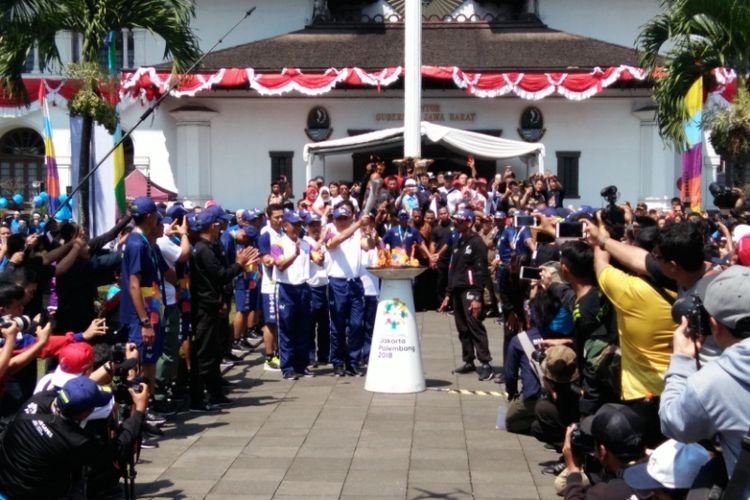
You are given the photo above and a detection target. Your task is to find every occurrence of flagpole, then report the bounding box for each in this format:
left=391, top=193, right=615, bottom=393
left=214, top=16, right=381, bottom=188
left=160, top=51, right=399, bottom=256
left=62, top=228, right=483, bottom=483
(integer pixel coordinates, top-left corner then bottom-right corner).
left=58, top=6, right=257, bottom=214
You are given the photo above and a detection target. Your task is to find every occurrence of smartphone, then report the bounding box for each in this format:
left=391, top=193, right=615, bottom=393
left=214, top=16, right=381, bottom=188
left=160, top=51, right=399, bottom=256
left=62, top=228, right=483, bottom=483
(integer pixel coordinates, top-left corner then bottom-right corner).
left=556, top=221, right=584, bottom=239
left=514, top=215, right=537, bottom=227
left=520, top=266, right=542, bottom=280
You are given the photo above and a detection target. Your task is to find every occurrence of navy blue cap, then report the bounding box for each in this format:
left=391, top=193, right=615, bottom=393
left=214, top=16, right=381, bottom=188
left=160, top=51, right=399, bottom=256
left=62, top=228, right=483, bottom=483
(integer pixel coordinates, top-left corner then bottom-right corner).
left=130, top=196, right=157, bottom=217
left=332, top=206, right=352, bottom=219
left=494, top=211, right=507, bottom=219
left=56, top=375, right=113, bottom=414
left=167, top=204, right=188, bottom=219
left=298, top=209, right=310, bottom=221
left=398, top=209, right=410, bottom=220
left=240, top=209, right=257, bottom=223
left=452, top=208, right=475, bottom=221
left=196, top=210, right=218, bottom=230
left=206, top=205, right=233, bottom=222
left=541, top=208, right=558, bottom=217
left=282, top=211, right=302, bottom=224
left=306, top=213, right=322, bottom=224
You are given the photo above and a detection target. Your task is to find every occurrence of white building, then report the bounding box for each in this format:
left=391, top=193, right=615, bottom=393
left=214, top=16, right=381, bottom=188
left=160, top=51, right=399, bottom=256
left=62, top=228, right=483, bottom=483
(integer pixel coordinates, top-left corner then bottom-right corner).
left=0, top=0, right=718, bottom=211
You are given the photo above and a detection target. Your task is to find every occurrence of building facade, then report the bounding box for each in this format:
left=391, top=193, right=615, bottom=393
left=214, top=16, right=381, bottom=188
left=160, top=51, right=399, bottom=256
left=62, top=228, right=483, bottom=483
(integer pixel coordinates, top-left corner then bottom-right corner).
left=0, top=0, right=717, bottom=211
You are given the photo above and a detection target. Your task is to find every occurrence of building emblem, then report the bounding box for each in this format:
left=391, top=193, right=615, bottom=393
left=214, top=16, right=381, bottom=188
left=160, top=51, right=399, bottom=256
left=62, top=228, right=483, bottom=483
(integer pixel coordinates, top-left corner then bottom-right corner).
left=305, top=106, right=333, bottom=142
left=518, top=106, right=546, bottom=142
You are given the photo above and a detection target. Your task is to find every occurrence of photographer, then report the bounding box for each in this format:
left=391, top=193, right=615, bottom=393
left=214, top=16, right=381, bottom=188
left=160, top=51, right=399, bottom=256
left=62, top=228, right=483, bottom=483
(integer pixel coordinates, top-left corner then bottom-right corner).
left=0, top=375, right=147, bottom=500
left=660, top=265, right=750, bottom=480
left=562, top=404, right=645, bottom=499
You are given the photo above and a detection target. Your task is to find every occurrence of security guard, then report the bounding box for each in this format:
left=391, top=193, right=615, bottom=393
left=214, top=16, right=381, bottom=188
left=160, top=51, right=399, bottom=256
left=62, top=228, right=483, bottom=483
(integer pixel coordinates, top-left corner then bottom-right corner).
left=439, top=208, right=494, bottom=381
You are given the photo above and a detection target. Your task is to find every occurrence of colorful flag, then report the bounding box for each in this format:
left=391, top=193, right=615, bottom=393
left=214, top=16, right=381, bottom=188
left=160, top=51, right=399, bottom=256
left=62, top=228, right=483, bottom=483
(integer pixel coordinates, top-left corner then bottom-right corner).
left=39, top=83, right=61, bottom=214
left=108, top=32, right=126, bottom=216
left=682, top=78, right=703, bottom=211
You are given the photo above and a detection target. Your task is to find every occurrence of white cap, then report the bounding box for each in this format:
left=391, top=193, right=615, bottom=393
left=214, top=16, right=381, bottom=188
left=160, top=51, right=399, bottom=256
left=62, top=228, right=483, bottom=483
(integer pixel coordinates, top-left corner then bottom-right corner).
left=624, top=439, right=710, bottom=490
left=732, top=224, right=750, bottom=243
left=404, top=179, right=417, bottom=187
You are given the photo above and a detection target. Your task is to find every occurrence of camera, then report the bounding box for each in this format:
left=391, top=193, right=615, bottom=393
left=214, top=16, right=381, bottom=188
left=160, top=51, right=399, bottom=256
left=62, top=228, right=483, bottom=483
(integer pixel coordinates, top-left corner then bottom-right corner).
left=671, top=294, right=711, bottom=339
left=1, top=315, right=34, bottom=332
left=600, top=185, right=626, bottom=227
left=531, top=348, right=546, bottom=364
left=709, top=182, right=741, bottom=210
left=600, top=185, right=619, bottom=203
left=569, top=423, right=596, bottom=457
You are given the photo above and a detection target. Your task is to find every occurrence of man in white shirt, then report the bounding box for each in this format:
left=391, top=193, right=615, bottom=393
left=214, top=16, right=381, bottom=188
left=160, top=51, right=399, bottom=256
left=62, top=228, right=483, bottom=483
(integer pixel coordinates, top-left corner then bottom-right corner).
left=257, top=204, right=284, bottom=371
left=304, top=213, right=329, bottom=366
left=324, top=203, right=374, bottom=376
left=274, top=211, right=319, bottom=380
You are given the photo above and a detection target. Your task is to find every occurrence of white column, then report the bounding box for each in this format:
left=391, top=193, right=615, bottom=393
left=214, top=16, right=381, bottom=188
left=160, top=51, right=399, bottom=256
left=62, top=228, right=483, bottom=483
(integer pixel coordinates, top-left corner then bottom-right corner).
left=169, top=107, right=217, bottom=204
left=404, top=0, right=422, bottom=158
left=633, top=107, right=677, bottom=208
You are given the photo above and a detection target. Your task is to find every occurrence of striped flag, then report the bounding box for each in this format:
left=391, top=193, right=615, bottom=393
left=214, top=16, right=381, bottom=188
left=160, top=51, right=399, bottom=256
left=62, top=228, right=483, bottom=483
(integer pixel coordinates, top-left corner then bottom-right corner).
left=682, top=78, right=703, bottom=211
left=39, top=83, right=61, bottom=214
left=108, top=32, right=127, bottom=216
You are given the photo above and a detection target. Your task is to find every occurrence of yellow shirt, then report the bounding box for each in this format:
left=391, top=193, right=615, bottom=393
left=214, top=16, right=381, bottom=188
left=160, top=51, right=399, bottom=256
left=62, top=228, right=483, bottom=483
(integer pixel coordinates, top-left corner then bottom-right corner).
left=598, top=266, right=676, bottom=401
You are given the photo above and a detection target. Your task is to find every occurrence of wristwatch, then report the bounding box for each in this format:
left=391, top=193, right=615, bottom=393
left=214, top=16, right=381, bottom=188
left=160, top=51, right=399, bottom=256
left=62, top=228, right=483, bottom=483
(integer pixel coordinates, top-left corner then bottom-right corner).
left=139, top=317, right=152, bottom=328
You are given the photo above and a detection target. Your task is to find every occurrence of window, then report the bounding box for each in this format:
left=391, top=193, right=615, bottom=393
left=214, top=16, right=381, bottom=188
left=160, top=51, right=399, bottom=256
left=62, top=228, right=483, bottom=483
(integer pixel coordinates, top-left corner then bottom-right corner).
left=96, top=30, right=135, bottom=70
left=556, top=151, right=580, bottom=199
left=0, top=128, right=45, bottom=199
left=270, top=151, right=294, bottom=189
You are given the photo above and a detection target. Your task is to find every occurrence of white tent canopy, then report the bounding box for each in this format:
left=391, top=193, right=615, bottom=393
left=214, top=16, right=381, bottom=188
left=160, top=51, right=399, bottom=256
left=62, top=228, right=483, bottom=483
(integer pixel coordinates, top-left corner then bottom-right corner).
left=303, top=121, right=545, bottom=181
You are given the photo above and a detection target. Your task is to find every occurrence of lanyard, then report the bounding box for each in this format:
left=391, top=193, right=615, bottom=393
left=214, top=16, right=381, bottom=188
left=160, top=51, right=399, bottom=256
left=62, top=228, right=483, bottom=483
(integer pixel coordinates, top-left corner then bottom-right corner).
left=135, top=230, right=166, bottom=299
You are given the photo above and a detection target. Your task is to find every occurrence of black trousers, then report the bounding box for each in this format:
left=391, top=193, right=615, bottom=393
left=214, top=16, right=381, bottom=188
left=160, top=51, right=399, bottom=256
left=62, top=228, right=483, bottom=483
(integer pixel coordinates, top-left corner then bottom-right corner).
left=451, top=289, right=491, bottom=364
left=190, top=303, right=223, bottom=402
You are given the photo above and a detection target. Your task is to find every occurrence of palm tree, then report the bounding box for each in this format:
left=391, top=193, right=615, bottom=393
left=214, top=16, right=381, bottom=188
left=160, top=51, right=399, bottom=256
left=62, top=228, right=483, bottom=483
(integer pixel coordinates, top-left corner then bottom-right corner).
left=0, top=0, right=201, bottom=228
left=636, top=0, right=750, bottom=152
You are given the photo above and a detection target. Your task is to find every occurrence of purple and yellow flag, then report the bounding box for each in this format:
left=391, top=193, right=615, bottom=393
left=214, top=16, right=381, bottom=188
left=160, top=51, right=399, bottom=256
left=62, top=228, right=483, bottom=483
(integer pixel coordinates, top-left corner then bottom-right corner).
left=39, top=83, right=61, bottom=214
left=682, top=78, right=703, bottom=211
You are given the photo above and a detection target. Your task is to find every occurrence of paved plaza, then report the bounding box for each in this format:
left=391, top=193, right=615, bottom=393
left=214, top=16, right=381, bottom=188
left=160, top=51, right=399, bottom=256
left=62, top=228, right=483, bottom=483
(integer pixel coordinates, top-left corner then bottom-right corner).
left=135, top=312, right=560, bottom=500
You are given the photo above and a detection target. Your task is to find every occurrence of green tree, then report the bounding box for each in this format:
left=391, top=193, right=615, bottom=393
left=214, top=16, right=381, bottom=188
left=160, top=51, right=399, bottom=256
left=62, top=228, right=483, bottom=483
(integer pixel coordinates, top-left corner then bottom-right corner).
left=0, top=0, right=200, bottom=228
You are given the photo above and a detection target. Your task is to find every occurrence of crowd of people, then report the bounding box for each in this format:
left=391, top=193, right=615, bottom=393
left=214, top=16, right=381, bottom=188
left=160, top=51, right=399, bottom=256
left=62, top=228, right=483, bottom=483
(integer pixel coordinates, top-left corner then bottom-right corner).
left=0, top=154, right=748, bottom=499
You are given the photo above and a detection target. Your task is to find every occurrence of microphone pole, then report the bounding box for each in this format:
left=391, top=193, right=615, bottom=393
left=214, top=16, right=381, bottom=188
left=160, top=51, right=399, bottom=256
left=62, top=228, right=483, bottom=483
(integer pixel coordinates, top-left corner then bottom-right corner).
left=59, top=6, right=257, bottom=213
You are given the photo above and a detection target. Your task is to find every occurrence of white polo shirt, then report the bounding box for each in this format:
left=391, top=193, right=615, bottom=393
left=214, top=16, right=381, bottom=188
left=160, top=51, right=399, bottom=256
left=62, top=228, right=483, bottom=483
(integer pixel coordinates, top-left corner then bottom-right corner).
left=259, top=225, right=283, bottom=294
left=275, top=235, right=311, bottom=286
left=360, top=248, right=380, bottom=297
left=304, top=235, right=328, bottom=288
left=324, top=223, right=363, bottom=279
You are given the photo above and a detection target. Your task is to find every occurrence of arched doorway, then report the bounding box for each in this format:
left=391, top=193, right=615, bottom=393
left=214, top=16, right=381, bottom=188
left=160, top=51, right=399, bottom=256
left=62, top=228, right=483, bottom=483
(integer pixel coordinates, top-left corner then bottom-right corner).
left=0, top=128, right=45, bottom=200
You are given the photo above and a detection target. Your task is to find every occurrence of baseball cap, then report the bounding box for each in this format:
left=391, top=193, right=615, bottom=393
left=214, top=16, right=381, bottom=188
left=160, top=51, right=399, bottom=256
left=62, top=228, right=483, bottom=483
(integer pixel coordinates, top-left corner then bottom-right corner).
left=541, top=345, right=578, bottom=383
left=452, top=208, right=475, bottom=222
left=51, top=343, right=95, bottom=387
left=240, top=209, right=258, bottom=223
left=55, top=375, right=113, bottom=415
left=494, top=211, right=507, bottom=219
left=130, top=196, right=157, bottom=217
left=477, top=177, right=488, bottom=185
left=166, top=203, right=187, bottom=219
left=443, top=171, right=455, bottom=178
left=732, top=224, right=750, bottom=243
left=736, top=234, right=750, bottom=266
left=698, top=265, right=750, bottom=331
left=306, top=213, right=322, bottom=224
left=332, top=206, right=352, bottom=219
left=195, top=210, right=218, bottom=231
left=204, top=199, right=217, bottom=209
left=282, top=210, right=302, bottom=224
left=404, top=179, right=417, bottom=187
left=624, top=439, right=710, bottom=491
left=580, top=403, right=645, bottom=462
left=205, top=205, right=233, bottom=222
left=397, top=209, right=410, bottom=221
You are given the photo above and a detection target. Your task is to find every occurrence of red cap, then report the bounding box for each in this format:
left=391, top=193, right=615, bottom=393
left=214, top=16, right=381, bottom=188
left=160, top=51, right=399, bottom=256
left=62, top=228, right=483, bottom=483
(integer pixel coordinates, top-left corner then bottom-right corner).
left=477, top=177, right=488, bottom=184
left=204, top=199, right=217, bottom=209
left=452, top=179, right=462, bottom=187
left=737, top=234, right=750, bottom=266
left=58, top=343, right=94, bottom=374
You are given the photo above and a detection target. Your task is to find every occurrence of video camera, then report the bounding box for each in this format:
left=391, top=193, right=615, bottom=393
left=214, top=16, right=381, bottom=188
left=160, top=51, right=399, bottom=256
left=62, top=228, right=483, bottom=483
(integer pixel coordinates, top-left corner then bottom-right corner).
left=709, top=182, right=741, bottom=210
left=671, top=294, right=711, bottom=339
left=600, top=185, right=626, bottom=227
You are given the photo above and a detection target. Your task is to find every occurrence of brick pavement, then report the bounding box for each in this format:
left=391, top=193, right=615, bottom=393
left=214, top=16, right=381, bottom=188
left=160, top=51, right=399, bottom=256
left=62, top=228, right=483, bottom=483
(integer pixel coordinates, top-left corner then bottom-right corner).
left=134, top=311, right=560, bottom=499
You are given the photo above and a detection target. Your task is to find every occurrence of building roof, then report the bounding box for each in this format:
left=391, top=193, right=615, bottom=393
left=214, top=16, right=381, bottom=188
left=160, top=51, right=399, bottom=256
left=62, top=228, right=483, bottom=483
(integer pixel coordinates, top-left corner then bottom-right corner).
left=194, top=22, right=642, bottom=73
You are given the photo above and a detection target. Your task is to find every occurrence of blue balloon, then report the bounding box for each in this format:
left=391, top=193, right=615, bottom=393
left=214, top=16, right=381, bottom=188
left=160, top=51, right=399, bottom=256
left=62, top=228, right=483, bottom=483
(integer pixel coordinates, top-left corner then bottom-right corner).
left=0, top=198, right=7, bottom=209
left=12, top=193, right=23, bottom=205
left=55, top=206, right=72, bottom=221
left=58, top=193, right=68, bottom=203
left=33, top=196, right=43, bottom=207
left=39, top=191, right=48, bottom=202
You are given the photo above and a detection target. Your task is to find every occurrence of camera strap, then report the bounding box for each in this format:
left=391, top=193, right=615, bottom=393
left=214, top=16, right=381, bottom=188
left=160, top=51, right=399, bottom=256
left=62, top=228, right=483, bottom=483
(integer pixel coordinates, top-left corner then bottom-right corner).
left=517, top=331, right=544, bottom=382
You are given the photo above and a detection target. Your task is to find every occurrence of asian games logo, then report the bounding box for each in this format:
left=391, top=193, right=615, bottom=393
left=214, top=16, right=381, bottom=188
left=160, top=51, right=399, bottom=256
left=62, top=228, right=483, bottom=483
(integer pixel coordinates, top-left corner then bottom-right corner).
left=383, top=298, right=409, bottom=331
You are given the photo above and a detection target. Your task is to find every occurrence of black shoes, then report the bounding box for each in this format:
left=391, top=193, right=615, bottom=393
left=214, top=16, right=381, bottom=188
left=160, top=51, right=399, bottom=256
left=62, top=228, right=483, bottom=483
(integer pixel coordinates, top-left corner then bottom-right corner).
left=188, top=402, right=218, bottom=413
left=452, top=362, right=476, bottom=374
left=477, top=363, right=495, bottom=381
left=208, top=395, right=232, bottom=407
left=333, top=365, right=346, bottom=377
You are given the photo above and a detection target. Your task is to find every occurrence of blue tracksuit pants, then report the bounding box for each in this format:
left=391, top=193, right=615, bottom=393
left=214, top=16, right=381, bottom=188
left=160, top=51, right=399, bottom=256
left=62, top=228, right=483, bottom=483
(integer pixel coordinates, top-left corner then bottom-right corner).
left=278, top=282, right=312, bottom=376
left=328, top=277, right=365, bottom=370
left=309, top=285, right=330, bottom=364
